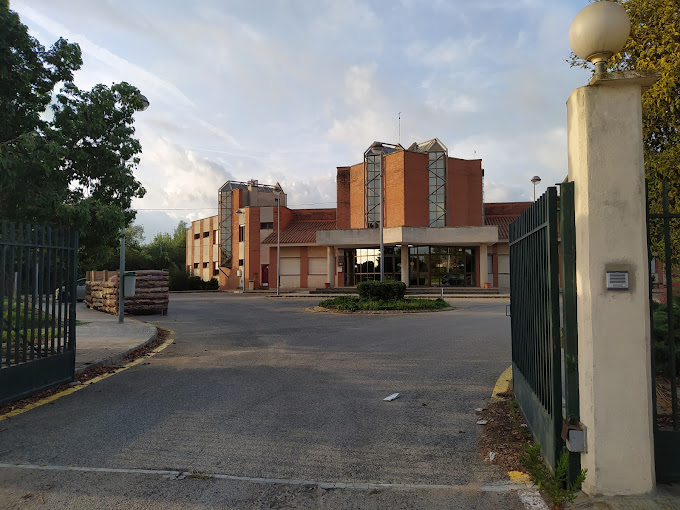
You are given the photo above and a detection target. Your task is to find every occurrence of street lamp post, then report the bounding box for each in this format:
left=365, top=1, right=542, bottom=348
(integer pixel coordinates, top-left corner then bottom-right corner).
left=274, top=182, right=282, bottom=296
left=531, top=175, right=542, bottom=202
left=379, top=160, right=384, bottom=283
left=119, top=93, right=149, bottom=324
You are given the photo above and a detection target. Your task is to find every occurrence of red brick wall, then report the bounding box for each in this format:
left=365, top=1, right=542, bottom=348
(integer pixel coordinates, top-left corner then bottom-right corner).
left=246, top=207, right=260, bottom=287
left=349, top=162, right=364, bottom=228
left=448, top=158, right=483, bottom=226
left=337, top=166, right=350, bottom=229
left=292, top=209, right=336, bottom=221
left=403, top=151, right=429, bottom=227
left=269, top=246, right=278, bottom=289
left=299, top=247, right=308, bottom=288
left=384, top=152, right=405, bottom=227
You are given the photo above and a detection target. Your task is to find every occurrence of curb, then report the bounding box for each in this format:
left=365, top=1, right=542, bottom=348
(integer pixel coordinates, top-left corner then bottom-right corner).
left=75, top=321, right=158, bottom=376
left=491, top=365, right=512, bottom=401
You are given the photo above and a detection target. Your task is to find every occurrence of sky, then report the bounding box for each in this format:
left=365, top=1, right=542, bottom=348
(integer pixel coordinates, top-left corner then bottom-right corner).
left=12, top=0, right=593, bottom=242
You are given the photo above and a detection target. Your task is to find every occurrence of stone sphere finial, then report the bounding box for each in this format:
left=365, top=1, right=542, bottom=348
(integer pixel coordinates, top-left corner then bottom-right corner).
left=569, top=1, right=630, bottom=73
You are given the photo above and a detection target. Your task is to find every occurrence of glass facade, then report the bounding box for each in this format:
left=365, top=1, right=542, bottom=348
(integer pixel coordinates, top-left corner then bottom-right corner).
left=365, top=153, right=381, bottom=229
left=428, top=151, right=447, bottom=227
left=411, top=246, right=475, bottom=286
left=218, top=189, right=232, bottom=267
left=343, top=247, right=402, bottom=285
left=343, top=245, right=475, bottom=287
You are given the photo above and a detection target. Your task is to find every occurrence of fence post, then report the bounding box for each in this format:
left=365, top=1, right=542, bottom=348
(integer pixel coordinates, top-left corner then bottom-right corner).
left=567, top=73, right=657, bottom=494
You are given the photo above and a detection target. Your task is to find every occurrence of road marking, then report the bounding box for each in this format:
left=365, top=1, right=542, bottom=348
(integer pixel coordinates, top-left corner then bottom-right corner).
left=518, top=489, right=550, bottom=509
left=0, top=463, right=530, bottom=493
left=0, top=334, right=174, bottom=423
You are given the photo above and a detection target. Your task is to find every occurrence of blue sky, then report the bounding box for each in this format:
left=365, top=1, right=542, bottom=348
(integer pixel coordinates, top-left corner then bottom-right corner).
left=12, top=0, right=593, bottom=241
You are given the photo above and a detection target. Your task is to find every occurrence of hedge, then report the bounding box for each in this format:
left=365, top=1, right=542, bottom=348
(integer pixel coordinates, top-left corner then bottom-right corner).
left=356, top=280, right=406, bottom=301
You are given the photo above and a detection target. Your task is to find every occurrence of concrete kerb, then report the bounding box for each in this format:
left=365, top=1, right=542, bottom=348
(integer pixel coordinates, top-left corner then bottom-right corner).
left=75, top=320, right=158, bottom=376
left=491, top=365, right=513, bottom=402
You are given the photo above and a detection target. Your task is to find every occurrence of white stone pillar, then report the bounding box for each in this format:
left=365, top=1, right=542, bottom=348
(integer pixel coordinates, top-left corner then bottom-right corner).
left=479, top=244, right=488, bottom=288
left=567, top=72, right=657, bottom=495
left=401, top=244, right=409, bottom=287
left=327, top=246, right=335, bottom=288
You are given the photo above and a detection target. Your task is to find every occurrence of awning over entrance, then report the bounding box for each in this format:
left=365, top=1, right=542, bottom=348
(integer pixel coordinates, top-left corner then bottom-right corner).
left=316, top=225, right=498, bottom=248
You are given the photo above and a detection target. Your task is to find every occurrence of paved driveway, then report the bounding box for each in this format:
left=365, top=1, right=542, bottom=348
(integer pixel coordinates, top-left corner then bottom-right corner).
left=0, top=294, right=524, bottom=509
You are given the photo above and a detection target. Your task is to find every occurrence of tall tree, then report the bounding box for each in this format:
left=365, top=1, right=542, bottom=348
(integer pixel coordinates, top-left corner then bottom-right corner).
left=572, top=0, right=680, bottom=263
left=0, top=5, right=147, bottom=270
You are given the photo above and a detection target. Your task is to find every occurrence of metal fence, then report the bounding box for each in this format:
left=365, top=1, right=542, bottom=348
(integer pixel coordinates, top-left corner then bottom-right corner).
left=648, top=179, right=680, bottom=481
left=0, top=221, right=79, bottom=406
left=509, top=187, right=563, bottom=469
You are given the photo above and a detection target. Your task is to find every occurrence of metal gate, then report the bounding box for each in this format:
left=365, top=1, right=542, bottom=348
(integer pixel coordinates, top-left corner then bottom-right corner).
left=0, top=221, right=79, bottom=406
left=648, top=179, right=680, bottom=481
left=509, top=183, right=579, bottom=476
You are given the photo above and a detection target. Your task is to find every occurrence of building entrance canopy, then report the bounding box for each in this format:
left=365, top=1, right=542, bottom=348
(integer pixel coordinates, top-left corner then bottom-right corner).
left=317, top=225, right=498, bottom=248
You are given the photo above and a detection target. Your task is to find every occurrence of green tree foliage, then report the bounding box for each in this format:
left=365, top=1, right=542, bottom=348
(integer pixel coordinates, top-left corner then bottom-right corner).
left=0, top=6, right=147, bottom=270
left=100, top=221, right=190, bottom=290
left=572, top=0, right=680, bottom=264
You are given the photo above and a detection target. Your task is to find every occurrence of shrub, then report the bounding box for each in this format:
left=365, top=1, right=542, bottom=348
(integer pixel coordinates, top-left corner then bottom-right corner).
left=204, top=277, right=219, bottom=290
left=188, top=276, right=204, bottom=290
left=170, top=270, right=220, bottom=291
left=520, top=443, right=586, bottom=510
left=169, top=267, right=191, bottom=291
left=356, top=281, right=406, bottom=301
left=319, top=296, right=449, bottom=312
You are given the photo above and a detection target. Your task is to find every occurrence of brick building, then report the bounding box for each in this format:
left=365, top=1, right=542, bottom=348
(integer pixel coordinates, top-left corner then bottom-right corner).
left=185, top=138, right=532, bottom=290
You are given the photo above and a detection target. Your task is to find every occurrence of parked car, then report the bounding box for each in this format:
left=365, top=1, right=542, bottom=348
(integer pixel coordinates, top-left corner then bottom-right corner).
left=57, top=278, right=86, bottom=302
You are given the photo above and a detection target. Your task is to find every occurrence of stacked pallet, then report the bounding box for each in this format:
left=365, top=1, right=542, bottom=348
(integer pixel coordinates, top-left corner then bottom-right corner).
left=124, top=270, right=169, bottom=315
left=85, top=270, right=112, bottom=311
left=86, top=270, right=169, bottom=315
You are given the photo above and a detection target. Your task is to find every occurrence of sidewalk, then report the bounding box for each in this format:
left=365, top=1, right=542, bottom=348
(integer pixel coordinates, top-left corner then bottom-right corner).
left=75, top=303, right=157, bottom=374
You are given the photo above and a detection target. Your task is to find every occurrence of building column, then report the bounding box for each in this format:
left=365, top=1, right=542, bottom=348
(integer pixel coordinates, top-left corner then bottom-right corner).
left=567, top=73, right=656, bottom=495
left=479, top=244, right=488, bottom=288
left=327, top=246, right=335, bottom=288
left=401, top=244, right=409, bottom=287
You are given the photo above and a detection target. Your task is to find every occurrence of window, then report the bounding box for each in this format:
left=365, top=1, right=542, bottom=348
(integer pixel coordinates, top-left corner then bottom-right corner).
left=193, top=263, right=199, bottom=268
left=219, top=187, right=233, bottom=267
left=203, top=262, right=208, bottom=268
left=194, top=233, right=200, bottom=239
left=238, top=258, right=244, bottom=266
left=260, top=222, right=274, bottom=230
left=213, top=230, right=217, bottom=240
left=364, top=153, right=381, bottom=228
left=344, top=247, right=401, bottom=285
left=428, top=150, right=447, bottom=227
left=214, top=262, right=220, bottom=276
left=203, top=231, right=209, bottom=238
left=239, top=225, right=245, bottom=242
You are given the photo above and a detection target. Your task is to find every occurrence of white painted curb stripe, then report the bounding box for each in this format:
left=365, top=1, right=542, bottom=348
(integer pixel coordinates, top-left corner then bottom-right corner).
left=0, top=463, right=529, bottom=493
left=518, top=489, right=549, bottom=510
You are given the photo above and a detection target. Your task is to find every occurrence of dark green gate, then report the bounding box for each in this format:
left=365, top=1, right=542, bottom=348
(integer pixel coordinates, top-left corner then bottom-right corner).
left=0, top=221, right=79, bottom=406
left=648, top=179, right=680, bottom=481
left=509, top=183, right=579, bottom=475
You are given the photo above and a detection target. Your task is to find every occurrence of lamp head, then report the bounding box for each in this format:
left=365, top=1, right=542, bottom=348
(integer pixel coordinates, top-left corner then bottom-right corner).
left=531, top=175, right=542, bottom=185
left=569, top=1, right=630, bottom=73
left=138, top=94, right=150, bottom=111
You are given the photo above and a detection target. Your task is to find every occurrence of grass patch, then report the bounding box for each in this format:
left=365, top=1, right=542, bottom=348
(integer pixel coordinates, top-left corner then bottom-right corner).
left=319, top=296, right=450, bottom=312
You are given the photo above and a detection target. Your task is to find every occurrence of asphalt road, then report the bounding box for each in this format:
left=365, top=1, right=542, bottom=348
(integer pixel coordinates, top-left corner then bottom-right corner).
left=0, top=294, right=525, bottom=509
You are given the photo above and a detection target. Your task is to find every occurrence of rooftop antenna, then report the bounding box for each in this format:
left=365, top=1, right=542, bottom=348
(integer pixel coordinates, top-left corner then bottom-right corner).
left=398, top=112, right=401, bottom=144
